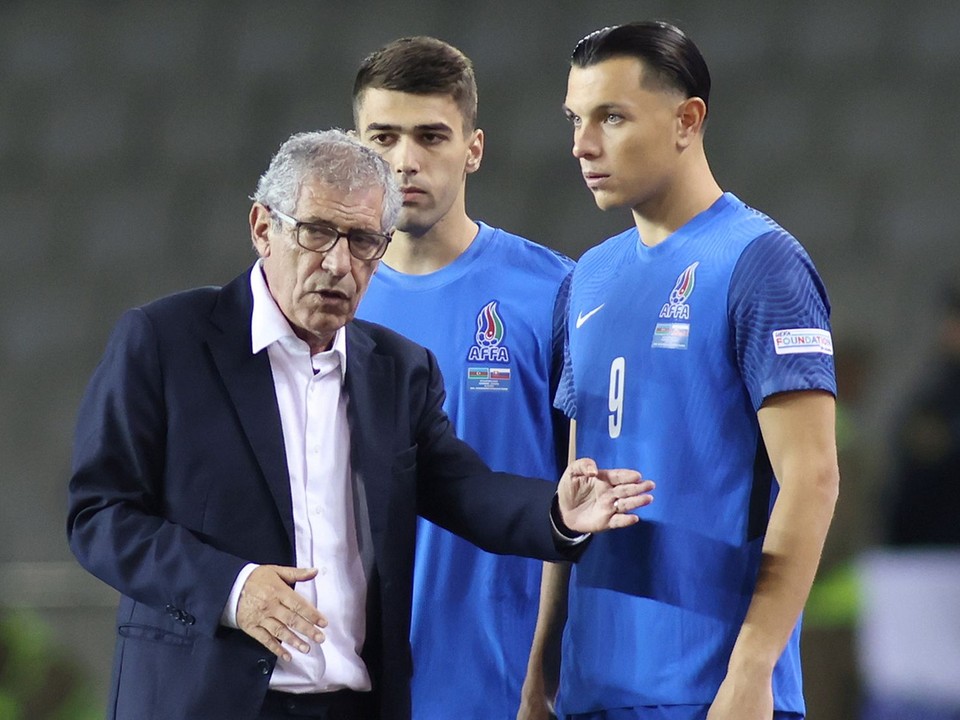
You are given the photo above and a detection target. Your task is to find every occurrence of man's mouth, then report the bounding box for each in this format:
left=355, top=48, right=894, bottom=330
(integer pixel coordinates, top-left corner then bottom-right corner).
left=582, top=171, right=609, bottom=189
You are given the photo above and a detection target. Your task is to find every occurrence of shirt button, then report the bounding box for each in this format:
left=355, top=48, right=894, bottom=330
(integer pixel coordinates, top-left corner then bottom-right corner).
left=320, top=567, right=328, bottom=576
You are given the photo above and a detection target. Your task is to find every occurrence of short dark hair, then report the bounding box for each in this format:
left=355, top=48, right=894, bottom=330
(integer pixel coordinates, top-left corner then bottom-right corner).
left=571, top=21, right=711, bottom=111
left=353, top=36, right=478, bottom=131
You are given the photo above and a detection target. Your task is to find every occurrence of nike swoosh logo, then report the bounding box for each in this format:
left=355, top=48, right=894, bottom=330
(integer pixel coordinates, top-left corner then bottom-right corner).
left=576, top=304, right=605, bottom=329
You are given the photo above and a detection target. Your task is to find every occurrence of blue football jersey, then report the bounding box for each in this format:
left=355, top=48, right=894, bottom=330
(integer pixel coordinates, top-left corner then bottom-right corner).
left=357, top=221, right=573, bottom=720
left=555, top=193, right=836, bottom=715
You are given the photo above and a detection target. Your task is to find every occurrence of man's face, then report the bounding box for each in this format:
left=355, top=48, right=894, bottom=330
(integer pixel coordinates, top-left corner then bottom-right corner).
left=355, top=88, right=482, bottom=236
left=563, top=57, right=686, bottom=212
left=250, top=179, right=384, bottom=353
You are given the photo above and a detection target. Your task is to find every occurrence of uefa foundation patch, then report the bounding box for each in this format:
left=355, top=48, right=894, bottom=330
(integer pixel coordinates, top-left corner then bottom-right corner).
left=772, top=328, right=833, bottom=355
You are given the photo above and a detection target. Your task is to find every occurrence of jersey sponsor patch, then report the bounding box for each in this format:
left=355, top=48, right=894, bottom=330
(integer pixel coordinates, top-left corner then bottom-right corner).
left=772, top=328, right=833, bottom=355
left=467, top=366, right=510, bottom=391
left=651, top=322, right=690, bottom=350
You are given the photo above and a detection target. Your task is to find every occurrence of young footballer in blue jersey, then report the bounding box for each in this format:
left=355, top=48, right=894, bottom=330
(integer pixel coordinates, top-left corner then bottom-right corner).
left=351, top=37, right=578, bottom=720
left=521, top=21, right=839, bottom=720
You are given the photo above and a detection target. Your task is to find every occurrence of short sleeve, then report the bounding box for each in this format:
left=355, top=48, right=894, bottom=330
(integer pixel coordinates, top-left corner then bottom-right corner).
left=729, top=230, right=837, bottom=411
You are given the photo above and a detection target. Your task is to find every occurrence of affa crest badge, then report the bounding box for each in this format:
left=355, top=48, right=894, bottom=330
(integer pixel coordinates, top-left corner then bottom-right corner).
left=652, top=262, right=700, bottom=350
left=467, top=300, right=510, bottom=363
left=467, top=300, right=511, bottom=392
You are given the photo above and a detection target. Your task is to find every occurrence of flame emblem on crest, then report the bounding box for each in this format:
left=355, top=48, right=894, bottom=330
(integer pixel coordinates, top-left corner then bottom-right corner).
left=475, top=301, right=505, bottom=347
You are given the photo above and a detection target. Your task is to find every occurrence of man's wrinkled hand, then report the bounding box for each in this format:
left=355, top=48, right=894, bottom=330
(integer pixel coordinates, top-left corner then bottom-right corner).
left=558, top=457, right=654, bottom=533
left=236, top=565, right=327, bottom=662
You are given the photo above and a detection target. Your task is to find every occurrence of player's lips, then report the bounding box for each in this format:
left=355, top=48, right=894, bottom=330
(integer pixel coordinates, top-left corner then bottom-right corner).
left=399, top=185, right=427, bottom=201
left=582, top=172, right=609, bottom=189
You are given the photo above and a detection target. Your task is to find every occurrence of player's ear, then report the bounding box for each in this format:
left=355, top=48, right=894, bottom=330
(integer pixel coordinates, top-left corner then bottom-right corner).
left=465, top=128, right=484, bottom=174
left=676, top=97, right=706, bottom=147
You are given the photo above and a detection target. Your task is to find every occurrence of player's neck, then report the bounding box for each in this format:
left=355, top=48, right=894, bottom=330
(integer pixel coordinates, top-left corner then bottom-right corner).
left=381, top=212, right=479, bottom=275
left=632, top=161, right=722, bottom=247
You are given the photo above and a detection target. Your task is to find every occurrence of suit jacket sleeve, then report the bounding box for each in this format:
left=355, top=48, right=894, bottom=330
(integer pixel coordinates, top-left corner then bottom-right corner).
left=67, top=308, right=247, bottom=637
left=410, top=345, right=572, bottom=562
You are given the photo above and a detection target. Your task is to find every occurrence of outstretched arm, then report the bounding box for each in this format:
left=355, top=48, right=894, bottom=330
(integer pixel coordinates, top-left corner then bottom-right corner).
left=708, top=390, right=839, bottom=720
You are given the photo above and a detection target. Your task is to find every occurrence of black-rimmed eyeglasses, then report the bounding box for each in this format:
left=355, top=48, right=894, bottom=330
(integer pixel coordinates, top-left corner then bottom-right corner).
left=270, top=207, right=392, bottom=261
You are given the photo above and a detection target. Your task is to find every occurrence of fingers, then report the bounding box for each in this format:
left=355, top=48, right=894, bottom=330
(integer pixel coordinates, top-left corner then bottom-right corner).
left=606, top=511, right=641, bottom=529
left=596, top=468, right=647, bottom=486
left=567, top=457, right=599, bottom=478
left=274, top=564, right=320, bottom=585
left=608, top=478, right=655, bottom=512
left=237, top=565, right=328, bottom=660
left=611, top=490, right=654, bottom=514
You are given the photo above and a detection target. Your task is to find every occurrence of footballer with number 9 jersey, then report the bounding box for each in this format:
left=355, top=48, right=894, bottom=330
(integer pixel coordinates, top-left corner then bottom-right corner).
left=520, top=20, right=839, bottom=720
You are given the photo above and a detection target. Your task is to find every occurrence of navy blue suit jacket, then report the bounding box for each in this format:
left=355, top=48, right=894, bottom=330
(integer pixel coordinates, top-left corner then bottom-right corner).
left=67, top=269, right=572, bottom=720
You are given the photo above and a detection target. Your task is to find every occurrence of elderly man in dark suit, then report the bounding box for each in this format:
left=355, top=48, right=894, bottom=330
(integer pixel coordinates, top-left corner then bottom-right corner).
left=67, top=130, right=654, bottom=720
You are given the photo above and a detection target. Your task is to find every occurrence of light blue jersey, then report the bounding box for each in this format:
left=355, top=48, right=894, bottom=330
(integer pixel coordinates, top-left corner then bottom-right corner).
left=555, top=193, right=836, bottom=717
left=357, top=221, right=573, bottom=720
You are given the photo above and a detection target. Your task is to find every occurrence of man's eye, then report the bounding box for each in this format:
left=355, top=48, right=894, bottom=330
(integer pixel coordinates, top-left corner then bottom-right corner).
left=302, top=225, right=336, bottom=241
left=370, top=134, right=394, bottom=146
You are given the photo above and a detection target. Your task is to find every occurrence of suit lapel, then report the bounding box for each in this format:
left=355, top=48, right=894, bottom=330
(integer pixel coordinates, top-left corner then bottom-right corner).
left=344, top=323, right=395, bottom=573
left=207, top=271, right=295, bottom=550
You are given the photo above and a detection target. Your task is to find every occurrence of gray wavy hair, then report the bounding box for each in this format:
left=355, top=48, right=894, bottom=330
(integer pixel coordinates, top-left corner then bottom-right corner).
left=252, top=129, right=401, bottom=231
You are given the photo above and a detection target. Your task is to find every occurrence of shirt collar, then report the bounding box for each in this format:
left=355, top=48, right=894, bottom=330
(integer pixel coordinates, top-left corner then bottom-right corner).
left=249, top=262, right=347, bottom=383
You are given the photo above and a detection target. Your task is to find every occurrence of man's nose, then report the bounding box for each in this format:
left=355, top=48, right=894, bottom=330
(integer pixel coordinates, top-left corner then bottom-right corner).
left=393, top=137, right=420, bottom=175
left=320, top=235, right=353, bottom=276
left=572, top=124, right=600, bottom=159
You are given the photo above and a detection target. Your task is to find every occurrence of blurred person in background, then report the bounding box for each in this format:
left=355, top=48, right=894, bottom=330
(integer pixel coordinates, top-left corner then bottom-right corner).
left=352, top=36, right=574, bottom=720
left=854, top=280, right=960, bottom=720
left=66, top=129, right=654, bottom=720
left=521, top=20, right=839, bottom=720
left=887, top=280, right=960, bottom=546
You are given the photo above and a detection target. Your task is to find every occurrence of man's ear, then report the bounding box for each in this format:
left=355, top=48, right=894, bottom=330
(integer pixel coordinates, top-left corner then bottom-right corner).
left=676, top=97, right=707, bottom=148
left=465, top=128, right=484, bottom=174
left=250, top=203, right=272, bottom=257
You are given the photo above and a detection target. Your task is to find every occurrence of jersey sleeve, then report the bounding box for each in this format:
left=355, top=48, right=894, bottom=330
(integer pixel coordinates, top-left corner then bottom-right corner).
left=729, top=230, right=837, bottom=411
left=552, top=268, right=577, bottom=419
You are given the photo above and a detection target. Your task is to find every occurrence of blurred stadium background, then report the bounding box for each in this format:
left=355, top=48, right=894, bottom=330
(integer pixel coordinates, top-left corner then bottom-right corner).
left=2, top=0, right=959, bottom=716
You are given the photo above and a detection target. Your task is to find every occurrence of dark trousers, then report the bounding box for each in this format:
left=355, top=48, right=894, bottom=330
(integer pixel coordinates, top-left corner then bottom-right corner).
left=258, top=689, right=376, bottom=720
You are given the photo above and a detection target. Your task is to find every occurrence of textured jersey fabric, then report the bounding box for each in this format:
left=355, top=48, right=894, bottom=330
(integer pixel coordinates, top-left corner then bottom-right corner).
left=357, top=221, right=573, bottom=720
left=555, top=193, right=835, bottom=716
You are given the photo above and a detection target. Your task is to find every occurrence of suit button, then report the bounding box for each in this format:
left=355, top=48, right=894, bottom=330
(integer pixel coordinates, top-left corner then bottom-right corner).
left=257, top=658, right=271, bottom=675
left=184, top=614, right=196, bottom=626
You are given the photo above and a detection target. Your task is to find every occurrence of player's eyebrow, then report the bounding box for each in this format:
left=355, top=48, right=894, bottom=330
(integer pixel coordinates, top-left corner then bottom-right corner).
left=364, top=122, right=454, bottom=133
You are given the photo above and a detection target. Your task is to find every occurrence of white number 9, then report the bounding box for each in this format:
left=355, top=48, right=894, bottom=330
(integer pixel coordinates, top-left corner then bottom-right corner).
left=608, top=356, right=625, bottom=439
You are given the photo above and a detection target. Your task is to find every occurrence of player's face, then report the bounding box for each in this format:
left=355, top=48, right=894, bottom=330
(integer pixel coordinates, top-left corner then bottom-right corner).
left=250, top=179, right=384, bottom=353
left=355, top=88, right=482, bottom=236
left=564, top=57, right=686, bottom=212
